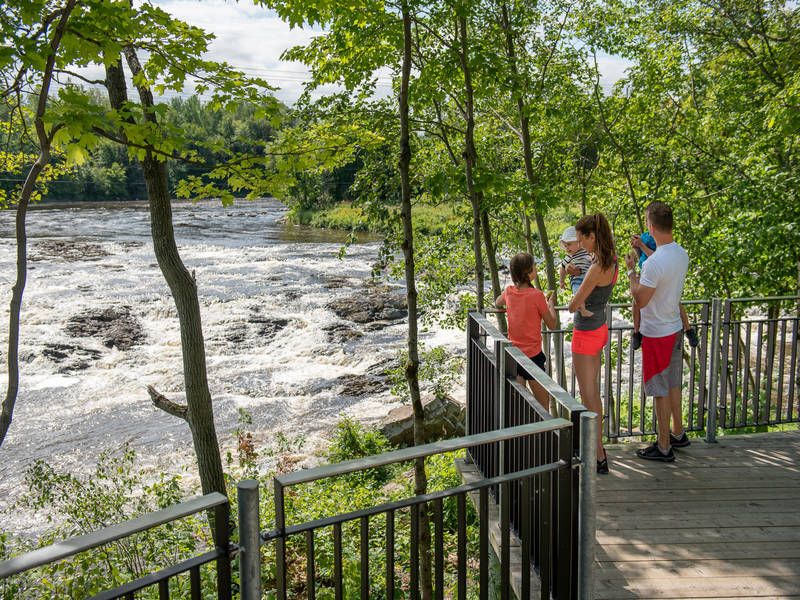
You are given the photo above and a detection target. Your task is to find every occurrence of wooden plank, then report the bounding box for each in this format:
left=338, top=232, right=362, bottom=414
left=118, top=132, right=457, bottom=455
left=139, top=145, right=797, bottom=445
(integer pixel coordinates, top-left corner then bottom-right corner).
left=598, top=487, right=800, bottom=502
left=594, top=576, right=800, bottom=599
left=596, top=558, right=800, bottom=579
left=597, top=526, right=800, bottom=545
left=597, top=541, right=800, bottom=562
left=596, top=512, right=800, bottom=530
left=597, top=498, right=800, bottom=516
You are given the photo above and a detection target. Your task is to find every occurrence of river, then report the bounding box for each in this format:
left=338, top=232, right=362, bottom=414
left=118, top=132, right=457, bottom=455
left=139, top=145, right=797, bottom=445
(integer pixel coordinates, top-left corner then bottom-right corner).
left=0, top=198, right=463, bottom=537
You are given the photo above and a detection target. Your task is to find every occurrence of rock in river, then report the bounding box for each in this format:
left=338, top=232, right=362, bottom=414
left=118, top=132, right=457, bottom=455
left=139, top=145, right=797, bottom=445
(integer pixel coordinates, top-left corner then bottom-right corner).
left=65, top=306, right=145, bottom=351
left=326, top=285, right=407, bottom=324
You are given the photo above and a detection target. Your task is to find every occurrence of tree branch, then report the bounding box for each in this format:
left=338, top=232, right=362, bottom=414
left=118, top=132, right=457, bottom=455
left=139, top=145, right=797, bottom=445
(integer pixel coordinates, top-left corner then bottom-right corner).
left=147, top=385, right=188, bottom=421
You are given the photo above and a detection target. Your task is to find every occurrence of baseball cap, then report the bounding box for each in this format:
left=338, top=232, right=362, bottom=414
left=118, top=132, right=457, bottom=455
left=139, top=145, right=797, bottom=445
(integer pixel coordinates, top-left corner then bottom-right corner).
left=559, top=225, right=577, bottom=249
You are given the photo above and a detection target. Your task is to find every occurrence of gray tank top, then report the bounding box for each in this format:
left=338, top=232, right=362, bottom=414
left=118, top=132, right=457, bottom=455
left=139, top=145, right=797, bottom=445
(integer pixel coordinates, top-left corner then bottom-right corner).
left=574, top=262, right=617, bottom=331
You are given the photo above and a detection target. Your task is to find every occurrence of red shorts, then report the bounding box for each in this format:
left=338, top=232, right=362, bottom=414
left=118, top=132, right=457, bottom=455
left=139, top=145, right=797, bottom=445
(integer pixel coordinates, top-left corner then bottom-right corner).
left=571, top=323, right=608, bottom=356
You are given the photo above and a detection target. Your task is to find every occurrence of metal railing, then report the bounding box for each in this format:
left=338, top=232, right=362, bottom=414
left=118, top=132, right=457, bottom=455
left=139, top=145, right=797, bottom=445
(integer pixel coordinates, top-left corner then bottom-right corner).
left=489, top=296, right=800, bottom=442
left=0, top=493, right=233, bottom=600
left=466, top=311, right=596, bottom=599
left=242, top=413, right=595, bottom=600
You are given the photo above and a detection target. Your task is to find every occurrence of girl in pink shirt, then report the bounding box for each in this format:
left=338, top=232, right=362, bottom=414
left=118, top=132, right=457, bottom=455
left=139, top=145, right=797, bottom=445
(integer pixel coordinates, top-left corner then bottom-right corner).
left=495, top=253, right=557, bottom=408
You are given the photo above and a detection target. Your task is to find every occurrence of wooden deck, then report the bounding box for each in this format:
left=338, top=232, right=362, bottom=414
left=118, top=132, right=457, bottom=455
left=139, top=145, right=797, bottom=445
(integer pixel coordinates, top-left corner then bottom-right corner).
left=596, top=430, right=800, bottom=599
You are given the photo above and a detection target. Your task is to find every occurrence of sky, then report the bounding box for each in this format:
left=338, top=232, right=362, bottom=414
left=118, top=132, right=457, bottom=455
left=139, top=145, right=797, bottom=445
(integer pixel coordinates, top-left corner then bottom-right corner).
left=71, top=0, right=631, bottom=106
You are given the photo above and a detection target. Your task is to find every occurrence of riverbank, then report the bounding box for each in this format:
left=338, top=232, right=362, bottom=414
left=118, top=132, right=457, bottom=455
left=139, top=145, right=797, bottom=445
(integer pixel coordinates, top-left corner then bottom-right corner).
left=288, top=201, right=463, bottom=234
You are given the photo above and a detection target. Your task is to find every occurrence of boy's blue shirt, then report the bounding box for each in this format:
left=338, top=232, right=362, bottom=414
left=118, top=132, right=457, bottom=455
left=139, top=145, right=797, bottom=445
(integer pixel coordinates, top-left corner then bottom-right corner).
left=637, top=231, right=657, bottom=268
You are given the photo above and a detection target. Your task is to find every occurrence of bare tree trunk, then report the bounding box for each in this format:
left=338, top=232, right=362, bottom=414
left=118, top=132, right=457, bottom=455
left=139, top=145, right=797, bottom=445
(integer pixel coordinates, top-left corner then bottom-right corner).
left=400, top=6, right=432, bottom=599
left=1, top=0, right=77, bottom=447
left=104, top=54, right=226, bottom=508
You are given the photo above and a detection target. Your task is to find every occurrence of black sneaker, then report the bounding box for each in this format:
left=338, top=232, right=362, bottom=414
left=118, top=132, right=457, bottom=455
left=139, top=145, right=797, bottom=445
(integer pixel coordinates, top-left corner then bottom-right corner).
left=597, top=456, right=609, bottom=474
left=685, top=327, right=699, bottom=348
left=636, top=442, right=675, bottom=462
left=670, top=432, right=691, bottom=448
left=632, top=331, right=643, bottom=350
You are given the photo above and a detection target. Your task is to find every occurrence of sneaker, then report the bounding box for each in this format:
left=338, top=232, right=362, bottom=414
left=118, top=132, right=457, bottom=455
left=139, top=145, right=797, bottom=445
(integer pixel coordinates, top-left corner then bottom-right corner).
left=597, top=457, right=609, bottom=475
left=635, top=442, right=675, bottom=462
left=685, top=327, right=699, bottom=348
left=670, top=432, right=691, bottom=448
left=632, top=331, right=643, bottom=351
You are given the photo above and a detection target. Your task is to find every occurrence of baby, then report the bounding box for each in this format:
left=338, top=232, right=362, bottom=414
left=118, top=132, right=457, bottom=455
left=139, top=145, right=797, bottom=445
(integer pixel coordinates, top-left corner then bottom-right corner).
left=559, top=225, right=594, bottom=317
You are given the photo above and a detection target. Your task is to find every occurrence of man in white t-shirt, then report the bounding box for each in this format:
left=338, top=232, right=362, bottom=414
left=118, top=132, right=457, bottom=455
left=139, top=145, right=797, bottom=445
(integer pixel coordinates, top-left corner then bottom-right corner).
left=625, top=201, right=689, bottom=462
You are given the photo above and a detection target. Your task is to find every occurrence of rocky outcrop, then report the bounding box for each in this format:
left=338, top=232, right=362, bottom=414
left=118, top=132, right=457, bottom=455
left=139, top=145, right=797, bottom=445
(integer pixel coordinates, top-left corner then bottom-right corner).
left=379, top=395, right=465, bottom=446
left=326, top=286, right=407, bottom=324
left=30, top=239, right=110, bottom=262
left=65, top=307, right=144, bottom=350
left=42, top=343, right=103, bottom=372
left=334, top=373, right=387, bottom=397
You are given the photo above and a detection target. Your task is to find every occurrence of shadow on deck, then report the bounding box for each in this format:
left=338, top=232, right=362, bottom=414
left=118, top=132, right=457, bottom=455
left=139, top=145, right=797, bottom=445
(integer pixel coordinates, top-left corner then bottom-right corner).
left=596, top=430, right=800, bottom=600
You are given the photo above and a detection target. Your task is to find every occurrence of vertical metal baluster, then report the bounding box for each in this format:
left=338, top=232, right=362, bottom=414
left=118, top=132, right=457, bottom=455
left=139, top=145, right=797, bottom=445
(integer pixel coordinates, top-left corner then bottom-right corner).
left=521, top=476, right=531, bottom=600
left=334, top=522, right=343, bottom=600
left=410, top=508, right=419, bottom=600
left=434, top=499, right=443, bottom=600
left=689, top=320, right=697, bottom=430
left=386, top=511, right=394, bottom=600
left=697, top=302, right=710, bottom=430
left=306, top=530, right=316, bottom=600
left=275, top=480, right=286, bottom=600
left=361, top=516, right=369, bottom=600
left=615, top=329, right=623, bottom=437
left=501, top=481, right=510, bottom=600
left=706, top=299, right=722, bottom=442
left=159, top=579, right=169, bottom=600
left=628, top=325, right=635, bottom=434
left=125, top=593, right=134, bottom=600
left=743, top=322, right=752, bottom=425
left=731, top=318, right=740, bottom=427
left=457, top=493, right=467, bottom=600
left=190, top=565, right=201, bottom=600
left=556, top=429, right=574, bottom=600
left=766, top=311, right=777, bottom=423
left=778, top=319, right=787, bottom=423
left=479, top=487, right=489, bottom=600
left=720, top=300, right=732, bottom=428
left=755, top=321, right=764, bottom=424
left=215, top=501, right=232, bottom=600
left=788, top=317, right=798, bottom=422
left=539, top=469, right=553, bottom=600
left=603, top=315, right=612, bottom=440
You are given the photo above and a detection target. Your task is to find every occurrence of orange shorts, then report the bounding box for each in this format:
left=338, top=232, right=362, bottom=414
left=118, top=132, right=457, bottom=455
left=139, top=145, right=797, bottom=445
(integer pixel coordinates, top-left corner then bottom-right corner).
left=571, top=323, right=608, bottom=356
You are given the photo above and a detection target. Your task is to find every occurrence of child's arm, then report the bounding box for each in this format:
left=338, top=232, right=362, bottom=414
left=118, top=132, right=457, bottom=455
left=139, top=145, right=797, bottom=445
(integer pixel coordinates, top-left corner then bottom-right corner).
left=542, top=291, right=558, bottom=329
left=568, top=264, right=601, bottom=313
left=495, top=294, right=506, bottom=309
left=559, top=265, right=566, bottom=290
left=640, top=245, right=654, bottom=258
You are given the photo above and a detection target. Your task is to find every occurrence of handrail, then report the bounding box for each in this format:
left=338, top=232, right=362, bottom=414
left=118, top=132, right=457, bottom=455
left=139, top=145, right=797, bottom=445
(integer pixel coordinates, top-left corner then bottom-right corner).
left=277, top=419, right=571, bottom=487
left=506, top=346, right=585, bottom=414
left=265, top=457, right=568, bottom=541
left=0, top=492, right=228, bottom=579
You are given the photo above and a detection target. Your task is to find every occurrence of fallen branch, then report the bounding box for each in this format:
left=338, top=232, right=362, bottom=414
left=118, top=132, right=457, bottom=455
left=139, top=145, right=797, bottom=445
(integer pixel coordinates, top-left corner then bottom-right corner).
left=147, top=385, right=188, bottom=421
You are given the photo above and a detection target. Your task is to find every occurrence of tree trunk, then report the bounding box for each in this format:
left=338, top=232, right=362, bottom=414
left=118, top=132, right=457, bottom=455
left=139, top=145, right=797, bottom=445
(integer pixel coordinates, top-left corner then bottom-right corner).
left=500, top=3, right=563, bottom=395
left=456, top=15, right=484, bottom=312
left=481, top=211, right=506, bottom=332
left=1, top=0, right=77, bottom=447
left=400, top=6, right=433, bottom=599
left=104, top=53, right=226, bottom=508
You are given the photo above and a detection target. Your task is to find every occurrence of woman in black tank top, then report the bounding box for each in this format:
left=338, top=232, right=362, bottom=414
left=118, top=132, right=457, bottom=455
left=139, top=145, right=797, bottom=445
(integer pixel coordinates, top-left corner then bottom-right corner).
left=567, top=213, right=617, bottom=474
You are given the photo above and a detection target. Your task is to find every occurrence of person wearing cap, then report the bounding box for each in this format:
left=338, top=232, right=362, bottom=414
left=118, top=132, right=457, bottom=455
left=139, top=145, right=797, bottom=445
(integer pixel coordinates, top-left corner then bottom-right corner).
left=559, top=225, right=594, bottom=318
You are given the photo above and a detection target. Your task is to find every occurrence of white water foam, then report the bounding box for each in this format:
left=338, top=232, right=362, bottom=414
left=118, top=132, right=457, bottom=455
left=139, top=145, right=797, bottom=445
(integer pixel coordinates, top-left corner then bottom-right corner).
left=0, top=199, right=464, bottom=536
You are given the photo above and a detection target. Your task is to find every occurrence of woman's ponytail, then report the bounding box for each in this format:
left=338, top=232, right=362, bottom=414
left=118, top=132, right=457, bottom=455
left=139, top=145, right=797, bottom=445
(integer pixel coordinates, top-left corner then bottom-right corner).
left=575, top=212, right=616, bottom=270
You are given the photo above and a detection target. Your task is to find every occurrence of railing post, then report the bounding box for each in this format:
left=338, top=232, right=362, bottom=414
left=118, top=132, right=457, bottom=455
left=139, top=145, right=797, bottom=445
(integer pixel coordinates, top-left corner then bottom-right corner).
left=275, top=479, right=287, bottom=600
left=578, top=411, right=597, bottom=600
left=466, top=312, right=479, bottom=436
left=238, top=479, right=261, bottom=600
left=213, top=498, right=232, bottom=600
left=706, top=298, right=722, bottom=443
